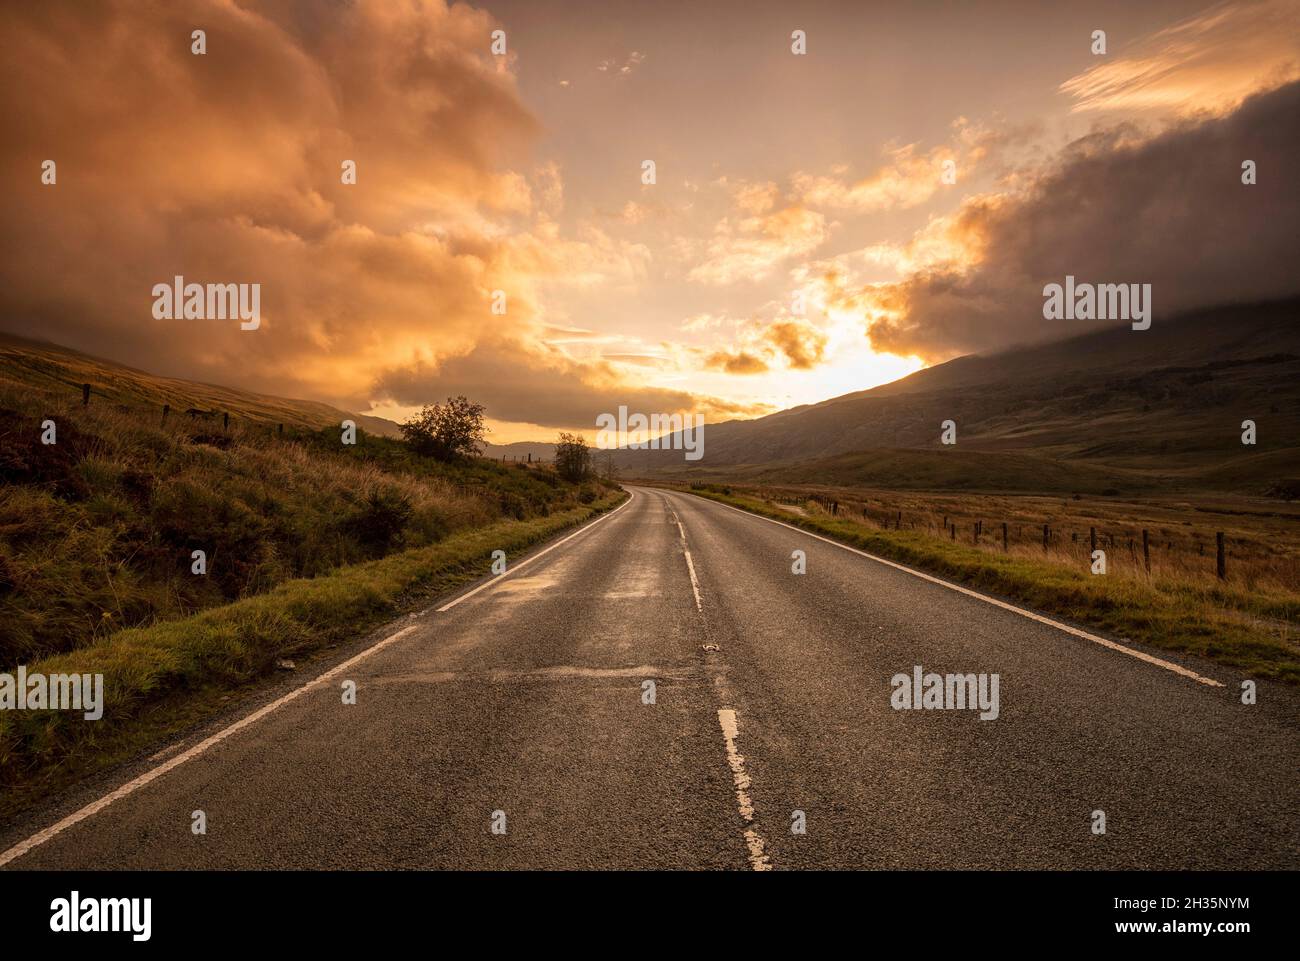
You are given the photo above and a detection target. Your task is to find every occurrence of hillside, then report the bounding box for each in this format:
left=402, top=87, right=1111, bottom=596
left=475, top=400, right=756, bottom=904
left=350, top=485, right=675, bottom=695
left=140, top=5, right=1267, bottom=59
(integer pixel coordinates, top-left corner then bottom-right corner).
left=0, top=338, right=611, bottom=666
left=615, top=299, right=1300, bottom=495
left=0, top=331, right=402, bottom=437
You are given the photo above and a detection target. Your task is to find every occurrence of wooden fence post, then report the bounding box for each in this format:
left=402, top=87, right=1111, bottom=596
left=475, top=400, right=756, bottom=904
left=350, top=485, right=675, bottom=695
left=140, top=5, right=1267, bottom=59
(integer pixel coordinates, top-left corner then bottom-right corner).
left=1042, top=524, right=1049, bottom=552
left=162, top=404, right=169, bottom=423
left=82, top=383, right=91, bottom=406
left=1002, top=522, right=1008, bottom=551
left=1090, top=527, right=1097, bottom=555
left=223, top=412, right=229, bottom=431
left=1142, top=529, right=1150, bottom=573
left=1216, top=532, right=1226, bottom=580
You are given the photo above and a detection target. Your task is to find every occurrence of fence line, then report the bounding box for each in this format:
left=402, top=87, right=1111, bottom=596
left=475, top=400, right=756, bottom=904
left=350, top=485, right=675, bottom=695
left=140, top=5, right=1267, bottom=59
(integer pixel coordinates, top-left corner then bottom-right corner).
left=766, top=488, right=1234, bottom=582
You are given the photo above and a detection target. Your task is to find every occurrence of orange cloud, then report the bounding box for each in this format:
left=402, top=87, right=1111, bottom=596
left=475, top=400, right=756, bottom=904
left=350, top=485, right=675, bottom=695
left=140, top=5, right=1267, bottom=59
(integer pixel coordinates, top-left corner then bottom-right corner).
left=0, top=0, right=722, bottom=430
left=703, top=350, right=771, bottom=375
left=1060, top=0, right=1300, bottom=117
left=687, top=203, right=828, bottom=285
left=792, top=119, right=999, bottom=214
left=762, top=321, right=828, bottom=370
left=0, top=1, right=540, bottom=403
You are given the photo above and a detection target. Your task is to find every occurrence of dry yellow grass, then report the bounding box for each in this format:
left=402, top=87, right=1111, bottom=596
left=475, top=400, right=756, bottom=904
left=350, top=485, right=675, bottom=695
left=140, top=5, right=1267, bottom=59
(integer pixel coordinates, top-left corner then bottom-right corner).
left=687, top=483, right=1299, bottom=682
left=0, top=369, right=604, bottom=666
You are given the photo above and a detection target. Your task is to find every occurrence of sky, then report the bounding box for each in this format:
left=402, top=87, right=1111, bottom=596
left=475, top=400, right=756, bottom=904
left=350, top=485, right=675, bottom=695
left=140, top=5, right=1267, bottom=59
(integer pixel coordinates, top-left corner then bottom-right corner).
left=2, top=0, right=1297, bottom=442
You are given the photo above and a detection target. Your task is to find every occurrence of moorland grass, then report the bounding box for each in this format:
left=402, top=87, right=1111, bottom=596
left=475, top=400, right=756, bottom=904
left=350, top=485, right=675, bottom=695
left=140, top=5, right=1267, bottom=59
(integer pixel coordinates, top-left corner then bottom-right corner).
left=684, top=485, right=1299, bottom=684
left=0, top=491, right=626, bottom=818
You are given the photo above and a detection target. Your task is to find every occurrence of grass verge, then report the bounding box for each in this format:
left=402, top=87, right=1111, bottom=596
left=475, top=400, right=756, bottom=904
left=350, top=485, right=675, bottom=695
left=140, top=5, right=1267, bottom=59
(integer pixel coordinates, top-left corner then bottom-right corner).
left=683, top=486, right=1298, bottom=685
left=0, top=490, right=627, bottom=822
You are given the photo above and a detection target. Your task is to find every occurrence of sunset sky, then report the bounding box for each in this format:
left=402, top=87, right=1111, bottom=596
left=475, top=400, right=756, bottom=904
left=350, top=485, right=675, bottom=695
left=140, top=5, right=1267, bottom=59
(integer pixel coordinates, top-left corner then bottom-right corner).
left=2, top=0, right=1297, bottom=442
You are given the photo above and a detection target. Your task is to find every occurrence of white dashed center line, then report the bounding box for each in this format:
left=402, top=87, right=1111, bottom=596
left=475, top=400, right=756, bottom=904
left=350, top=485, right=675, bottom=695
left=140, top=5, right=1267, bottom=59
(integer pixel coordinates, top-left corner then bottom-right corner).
left=717, top=708, right=772, bottom=871
left=671, top=510, right=703, bottom=612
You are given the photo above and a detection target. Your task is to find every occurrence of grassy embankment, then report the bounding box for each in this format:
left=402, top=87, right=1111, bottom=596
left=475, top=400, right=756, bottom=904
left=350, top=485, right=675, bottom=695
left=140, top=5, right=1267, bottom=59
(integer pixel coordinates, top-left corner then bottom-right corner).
left=0, top=341, right=623, bottom=815
left=682, top=483, right=1299, bottom=684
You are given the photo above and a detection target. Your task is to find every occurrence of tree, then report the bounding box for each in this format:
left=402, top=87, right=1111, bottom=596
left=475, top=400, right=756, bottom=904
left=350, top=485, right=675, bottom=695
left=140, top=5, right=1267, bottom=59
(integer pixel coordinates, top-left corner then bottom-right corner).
left=554, top=432, right=592, bottom=482
left=400, top=396, right=487, bottom=461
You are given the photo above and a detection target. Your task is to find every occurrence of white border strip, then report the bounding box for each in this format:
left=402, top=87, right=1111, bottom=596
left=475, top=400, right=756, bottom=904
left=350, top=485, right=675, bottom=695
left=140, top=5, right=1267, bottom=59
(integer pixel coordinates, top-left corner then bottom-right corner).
left=686, top=492, right=1224, bottom=688
left=0, top=492, right=635, bottom=869
left=437, top=492, right=634, bottom=611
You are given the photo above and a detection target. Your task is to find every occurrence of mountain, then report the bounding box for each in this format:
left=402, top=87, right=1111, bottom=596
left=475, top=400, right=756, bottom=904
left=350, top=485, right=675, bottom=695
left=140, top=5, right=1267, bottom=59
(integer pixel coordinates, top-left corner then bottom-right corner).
left=612, top=299, right=1300, bottom=496
left=0, top=331, right=401, bottom=437
left=6, top=297, right=1297, bottom=497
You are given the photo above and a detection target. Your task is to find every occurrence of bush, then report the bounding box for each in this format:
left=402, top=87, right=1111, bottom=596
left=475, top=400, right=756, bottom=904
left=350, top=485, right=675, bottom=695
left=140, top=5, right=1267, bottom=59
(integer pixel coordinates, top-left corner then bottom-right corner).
left=342, top=490, right=414, bottom=555
left=399, top=396, right=486, bottom=461
left=555, top=432, right=592, bottom=483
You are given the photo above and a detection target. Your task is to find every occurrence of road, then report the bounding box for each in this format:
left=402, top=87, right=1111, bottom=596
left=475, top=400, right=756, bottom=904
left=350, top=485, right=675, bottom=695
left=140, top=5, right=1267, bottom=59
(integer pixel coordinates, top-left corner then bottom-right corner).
left=3, top=486, right=1297, bottom=870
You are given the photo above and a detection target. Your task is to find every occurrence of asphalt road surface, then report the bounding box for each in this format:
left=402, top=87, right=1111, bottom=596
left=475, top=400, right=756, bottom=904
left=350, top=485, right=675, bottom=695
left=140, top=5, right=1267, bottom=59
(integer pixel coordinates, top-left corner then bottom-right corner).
left=3, top=486, right=1297, bottom=870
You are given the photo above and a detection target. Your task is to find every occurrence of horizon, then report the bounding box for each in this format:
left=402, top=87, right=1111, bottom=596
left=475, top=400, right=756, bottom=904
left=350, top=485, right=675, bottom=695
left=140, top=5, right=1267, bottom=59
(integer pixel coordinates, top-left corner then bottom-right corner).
left=6, top=289, right=1290, bottom=447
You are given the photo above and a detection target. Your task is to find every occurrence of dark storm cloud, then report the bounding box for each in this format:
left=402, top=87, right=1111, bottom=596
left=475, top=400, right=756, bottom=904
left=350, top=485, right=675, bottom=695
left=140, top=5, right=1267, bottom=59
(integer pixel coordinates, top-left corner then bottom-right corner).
left=859, top=80, right=1300, bottom=360
left=375, top=337, right=769, bottom=428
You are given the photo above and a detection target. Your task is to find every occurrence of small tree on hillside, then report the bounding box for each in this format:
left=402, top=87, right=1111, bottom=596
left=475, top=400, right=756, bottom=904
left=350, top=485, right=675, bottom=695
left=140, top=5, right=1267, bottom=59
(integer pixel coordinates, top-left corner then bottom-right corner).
left=554, top=432, right=592, bottom=482
left=400, top=396, right=487, bottom=461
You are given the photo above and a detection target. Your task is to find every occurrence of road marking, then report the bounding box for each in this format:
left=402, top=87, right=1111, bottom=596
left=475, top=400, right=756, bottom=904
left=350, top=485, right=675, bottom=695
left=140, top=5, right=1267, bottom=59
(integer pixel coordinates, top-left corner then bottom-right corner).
left=717, top=709, right=772, bottom=871
left=436, top=492, right=635, bottom=612
left=671, top=496, right=765, bottom=868
left=0, top=494, right=635, bottom=869
left=671, top=511, right=704, bottom=612
left=683, top=550, right=703, bottom=612
left=0, top=624, right=419, bottom=868
left=687, top=493, right=1224, bottom=688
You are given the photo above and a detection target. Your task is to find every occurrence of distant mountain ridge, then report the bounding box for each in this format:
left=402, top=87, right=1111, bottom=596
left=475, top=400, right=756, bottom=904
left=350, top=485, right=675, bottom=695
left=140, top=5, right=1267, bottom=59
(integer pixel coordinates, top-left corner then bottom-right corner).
left=610, top=299, right=1300, bottom=495
left=5, top=297, right=1298, bottom=496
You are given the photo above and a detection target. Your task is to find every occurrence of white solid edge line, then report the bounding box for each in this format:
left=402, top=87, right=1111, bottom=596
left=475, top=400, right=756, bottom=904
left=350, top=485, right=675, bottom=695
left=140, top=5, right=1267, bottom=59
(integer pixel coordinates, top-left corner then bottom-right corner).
left=680, top=490, right=1224, bottom=689
left=0, top=491, right=635, bottom=869
left=436, top=491, right=635, bottom=612
left=0, top=624, right=416, bottom=869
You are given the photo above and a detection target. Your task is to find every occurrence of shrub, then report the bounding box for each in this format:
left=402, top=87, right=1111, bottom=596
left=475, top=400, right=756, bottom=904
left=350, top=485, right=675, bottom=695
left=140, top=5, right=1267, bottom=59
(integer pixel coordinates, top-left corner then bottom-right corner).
left=399, top=396, right=486, bottom=461
left=342, top=490, right=414, bottom=555
left=555, top=432, right=592, bottom=482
